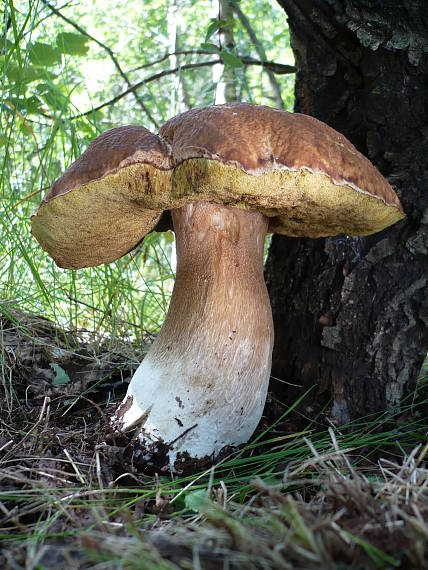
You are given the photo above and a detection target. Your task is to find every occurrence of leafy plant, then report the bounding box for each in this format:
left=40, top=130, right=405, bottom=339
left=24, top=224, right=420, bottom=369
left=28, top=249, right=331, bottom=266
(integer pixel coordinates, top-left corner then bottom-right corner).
left=0, top=0, right=294, bottom=344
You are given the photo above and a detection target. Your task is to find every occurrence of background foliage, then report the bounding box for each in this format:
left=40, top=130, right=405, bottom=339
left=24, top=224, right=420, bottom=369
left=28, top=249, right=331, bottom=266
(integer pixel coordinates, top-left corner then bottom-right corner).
left=0, top=0, right=294, bottom=346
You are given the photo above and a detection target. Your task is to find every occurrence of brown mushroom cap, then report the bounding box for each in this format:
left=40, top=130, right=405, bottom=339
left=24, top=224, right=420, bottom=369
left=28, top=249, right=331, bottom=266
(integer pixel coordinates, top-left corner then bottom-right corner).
left=31, top=126, right=172, bottom=268
left=160, top=104, right=404, bottom=236
left=31, top=104, right=405, bottom=269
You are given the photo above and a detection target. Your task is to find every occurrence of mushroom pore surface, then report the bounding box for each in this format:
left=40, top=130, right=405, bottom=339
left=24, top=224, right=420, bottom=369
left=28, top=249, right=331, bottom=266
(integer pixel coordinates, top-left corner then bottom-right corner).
left=112, top=201, right=274, bottom=470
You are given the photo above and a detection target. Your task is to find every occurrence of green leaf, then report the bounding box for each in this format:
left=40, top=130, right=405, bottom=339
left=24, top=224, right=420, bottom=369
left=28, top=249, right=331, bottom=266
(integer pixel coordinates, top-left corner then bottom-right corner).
left=56, top=32, right=89, bottom=56
left=29, top=42, right=61, bottom=67
left=220, top=49, right=243, bottom=68
left=200, top=42, right=219, bottom=53
left=50, top=363, right=71, bottom=385
left=6, top=95, right=42, bottom=116
left=19, top=123, right=33, bottom=137
left=75, top=119, right=97, bottom=138
left=0, top=134, right=8, bottom=146
left=23, top=95, right=44, bottom=115
left=205, top=17, right=235, bottom=42
left=205, top=19, right=220, bottom=42
left=184, top=489, right=207, bottom=512
left=0, top=39, right=15, bottom=58
left=162, top=230, right=175, bottom=244
left=36, top=82, right=68, bottom=110
left=6, top=64, right=56, bottom=84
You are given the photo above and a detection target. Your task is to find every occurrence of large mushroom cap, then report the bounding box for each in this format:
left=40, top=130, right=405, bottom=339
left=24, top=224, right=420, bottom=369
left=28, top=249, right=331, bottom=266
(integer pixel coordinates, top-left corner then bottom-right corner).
left=160, top=103, right=405, bottom=236
left=31, top=104, right=405, bottom=269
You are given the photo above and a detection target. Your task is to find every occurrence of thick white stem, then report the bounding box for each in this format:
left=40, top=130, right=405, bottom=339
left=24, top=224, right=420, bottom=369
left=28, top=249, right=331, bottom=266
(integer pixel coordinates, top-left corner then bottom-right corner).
left=112, top=202, right=274, bottom=469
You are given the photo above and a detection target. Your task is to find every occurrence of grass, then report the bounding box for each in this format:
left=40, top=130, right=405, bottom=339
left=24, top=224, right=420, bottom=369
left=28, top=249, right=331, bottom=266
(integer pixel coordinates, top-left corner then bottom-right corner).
left=1, top=0, right=294, bottom=344
left=0, top=308, right=427, bottom=569
left=1, top=410, right=427, bottom=569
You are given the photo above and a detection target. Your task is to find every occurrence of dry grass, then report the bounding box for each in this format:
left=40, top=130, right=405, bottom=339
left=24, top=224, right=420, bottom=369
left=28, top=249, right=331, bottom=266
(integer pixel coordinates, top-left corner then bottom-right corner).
left=1, top=442, right=426, bottom=569
left=0, top=307, right=427, bottom=569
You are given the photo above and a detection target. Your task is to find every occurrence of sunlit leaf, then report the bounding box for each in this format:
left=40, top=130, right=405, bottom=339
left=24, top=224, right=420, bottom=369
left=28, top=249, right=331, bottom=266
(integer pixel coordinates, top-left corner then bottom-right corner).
left=163, top=231, right=175, bottom=244
left=28, top=42, right=61, bottom=67
left=220, top=49, right=243, bottom=68
left=205, top=19, right=220, bottom=42
left=56, top=32, right=89, bottom=56
left=200, top=42, right=219, bottom=53
left=36, top=82, right=68, bottom=110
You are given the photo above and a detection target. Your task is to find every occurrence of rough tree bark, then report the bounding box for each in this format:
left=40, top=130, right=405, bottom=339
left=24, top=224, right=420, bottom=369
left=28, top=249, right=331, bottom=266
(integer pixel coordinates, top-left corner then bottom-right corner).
left=265, top=0, right=428, bottom=422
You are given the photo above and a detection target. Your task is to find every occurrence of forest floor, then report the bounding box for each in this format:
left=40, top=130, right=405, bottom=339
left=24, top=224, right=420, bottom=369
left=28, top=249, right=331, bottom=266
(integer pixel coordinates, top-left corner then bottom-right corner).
left=0, top=307, right=427, bottom=570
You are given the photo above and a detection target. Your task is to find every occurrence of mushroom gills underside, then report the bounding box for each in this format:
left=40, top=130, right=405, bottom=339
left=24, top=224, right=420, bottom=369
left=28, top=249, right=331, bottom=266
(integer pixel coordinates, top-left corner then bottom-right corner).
left=31, top=157, right=405, bottom=270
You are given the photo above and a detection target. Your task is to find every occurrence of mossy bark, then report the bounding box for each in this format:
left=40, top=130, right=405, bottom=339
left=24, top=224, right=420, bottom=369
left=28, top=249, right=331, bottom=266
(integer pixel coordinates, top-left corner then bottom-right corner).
left=266, top=0, right=428, bottom=421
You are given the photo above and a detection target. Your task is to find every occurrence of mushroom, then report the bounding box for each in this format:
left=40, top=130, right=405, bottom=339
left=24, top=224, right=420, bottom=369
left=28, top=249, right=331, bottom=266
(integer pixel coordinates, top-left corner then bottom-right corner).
left=31, top=103, right=404, bottom=470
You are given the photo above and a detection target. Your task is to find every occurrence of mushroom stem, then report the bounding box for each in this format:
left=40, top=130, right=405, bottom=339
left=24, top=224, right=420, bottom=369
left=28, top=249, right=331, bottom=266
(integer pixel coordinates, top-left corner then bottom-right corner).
left=112, top=201, right=274, bottom=468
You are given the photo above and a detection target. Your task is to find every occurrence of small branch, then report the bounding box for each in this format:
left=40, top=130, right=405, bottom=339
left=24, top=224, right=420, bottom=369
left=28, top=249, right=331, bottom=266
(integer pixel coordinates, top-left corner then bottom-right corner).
left=12, top=186, right=49, bottom=209
left=73, top=60, right=221, bottom=118
left=40, top=0, right=159, bottom=128
left=243, top=57, right=296, bottom=75
left=74, top=57, right=295, bottom=119
left=170, top=423, right=198, bottom=446
left=1, top=397, right=50, bottom=463
left=31, top=1, right=74, bottom=32
left=128, top=50, right=296, bottom=76
left=127, top=50, right=212, bottom=73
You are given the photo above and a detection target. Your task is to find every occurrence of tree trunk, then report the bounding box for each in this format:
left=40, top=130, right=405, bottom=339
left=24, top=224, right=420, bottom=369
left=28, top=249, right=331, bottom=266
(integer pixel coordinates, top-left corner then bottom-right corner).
left=265, top=0, right=428, bottom=422
left=214, top=0, right=239, bottom=103
left=231, top=1, right=284, bottom=108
